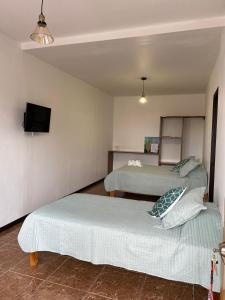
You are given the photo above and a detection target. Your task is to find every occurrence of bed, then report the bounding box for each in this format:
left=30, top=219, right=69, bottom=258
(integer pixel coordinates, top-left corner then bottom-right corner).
left=104, top=164, right=207, bottom=197
left=18, top=193, right=222, bottom=292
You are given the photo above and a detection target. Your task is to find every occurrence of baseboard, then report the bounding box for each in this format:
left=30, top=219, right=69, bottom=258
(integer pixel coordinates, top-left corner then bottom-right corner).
left=0, top=215, right=28, bottom=232
left=0, top=177, right=105, bottom=232
left=70, top=177, right=105, bottom=194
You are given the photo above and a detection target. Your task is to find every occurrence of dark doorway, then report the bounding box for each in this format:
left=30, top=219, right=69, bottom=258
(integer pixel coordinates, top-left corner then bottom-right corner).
left=209, top=88, right=219, bottom=202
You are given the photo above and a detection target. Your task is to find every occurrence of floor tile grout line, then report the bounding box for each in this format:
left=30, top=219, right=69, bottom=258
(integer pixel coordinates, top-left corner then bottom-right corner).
left=83, top=290, right=113, bottom=300
left=82, top=265, right=107, bottom=300
left=45, top=278, right=90, bottom=293
left=9, top=270, right=45, bottom=281
left=22, top=256, right=71, bottom=298
left=0, top=241, right=11, bottom=248
left=0, top=270, right=10, bottom=279
left=6, top=270, right=45, bottom=299
left=44, top=255, right=70, bottom=280
left=87, top=265, right=106, bottom=292
left=44, top=263, right=109, bottom=299
left=7, top=253, right=28, bottom=273
left=45, top=278, right=112, bottom=299
left=10, top=255, right=70, bottom=298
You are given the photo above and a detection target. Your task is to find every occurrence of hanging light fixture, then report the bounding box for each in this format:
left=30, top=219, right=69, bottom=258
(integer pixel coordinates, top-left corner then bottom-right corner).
left=30, top=0, right=54, bottom=45
left=139, top=77, right=148, bottom=104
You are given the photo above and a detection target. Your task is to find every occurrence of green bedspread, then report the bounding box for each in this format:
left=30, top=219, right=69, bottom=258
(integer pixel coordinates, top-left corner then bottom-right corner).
left=104, top=165, right=207, bottom=195
left=18, top=194, right=222, bottom=291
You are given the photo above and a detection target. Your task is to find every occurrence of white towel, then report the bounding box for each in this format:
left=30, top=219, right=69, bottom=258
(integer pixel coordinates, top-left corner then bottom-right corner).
left=128, top=160, right=142, bottom=167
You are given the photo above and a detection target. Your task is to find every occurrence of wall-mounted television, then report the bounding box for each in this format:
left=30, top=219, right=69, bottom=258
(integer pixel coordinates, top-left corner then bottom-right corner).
left=24, top=103, right=51, bottom=132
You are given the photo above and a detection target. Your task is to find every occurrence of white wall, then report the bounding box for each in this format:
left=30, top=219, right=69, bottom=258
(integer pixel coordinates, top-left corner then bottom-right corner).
left=0, top=32, right=113, bottom=227
left=182, top=118, right=205, bottom=162
left=113, top=94, right=205, bottom=152
left=204, top=29, right=225, bottom=219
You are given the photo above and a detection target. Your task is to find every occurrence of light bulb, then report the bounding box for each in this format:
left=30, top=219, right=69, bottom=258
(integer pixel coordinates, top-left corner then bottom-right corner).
left=139, top=96, right=147, bottom=104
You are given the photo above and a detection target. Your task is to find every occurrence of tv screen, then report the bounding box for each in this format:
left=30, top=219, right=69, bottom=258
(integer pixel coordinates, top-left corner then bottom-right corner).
left=24, top=103, right=51, bottom=132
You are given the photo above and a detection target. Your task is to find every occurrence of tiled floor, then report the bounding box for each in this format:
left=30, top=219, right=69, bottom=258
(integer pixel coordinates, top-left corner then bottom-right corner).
left=0, top=181, right=209, bottom=299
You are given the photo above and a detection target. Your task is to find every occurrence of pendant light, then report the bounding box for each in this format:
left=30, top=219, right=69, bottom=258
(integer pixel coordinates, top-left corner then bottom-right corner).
left=30, top=0, right=54, bottom=45
left=139, top=77, right=148, bottom=104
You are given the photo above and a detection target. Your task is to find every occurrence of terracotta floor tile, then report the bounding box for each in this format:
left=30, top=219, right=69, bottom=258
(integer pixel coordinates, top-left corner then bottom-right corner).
left=194, top=285, right=208, bottom=300
left=0, top=271, right=42, bottom=299
left=0, top=223, right=22, bottom=248
left=48, top=258, right=103, bottom=291
left=0, top=231, right=13, bottom=247
left=12, top=251, right=68, bottom=280
left=140, top=276, right=193, bottom=300
left=0, top=271, right=5, bottom=278
left=30, top=281, right=85, bottom=300
left=84, top=293, right=112, bottom=299
left=90, top=265, right=144, bottom=300
left=0, top=244, right=26, bottom=272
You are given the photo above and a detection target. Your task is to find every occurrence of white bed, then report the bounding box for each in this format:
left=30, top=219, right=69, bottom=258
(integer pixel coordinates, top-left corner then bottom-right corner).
left=18, top=193, right=222, bottom=292
left=104, top=164, right=208, bottom=196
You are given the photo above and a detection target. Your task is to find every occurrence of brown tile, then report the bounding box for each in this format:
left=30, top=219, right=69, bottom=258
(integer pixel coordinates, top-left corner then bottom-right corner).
left=12, top=251, right=68, bottom=280
left=0, top=271, right=5, bottom=278
left=0, top=271, right=42, bottom=299
left=84, top=293, right=111, bottom=299
left=90, top=265, right=144, bottom=300
left=0, top=222, right=23, bottom=248
left=80, top=181, right=108, bottom=196
left=48, top=258, right=103, bottom=291
left=0, top=230, right=14, bottom=247
left=30, top=281, right=85, bottom=300
left=194, top=285, right=208, bottom=300
left=0, top=244, right=26, bottom=272
left=140, top=276, right=193, bottom=300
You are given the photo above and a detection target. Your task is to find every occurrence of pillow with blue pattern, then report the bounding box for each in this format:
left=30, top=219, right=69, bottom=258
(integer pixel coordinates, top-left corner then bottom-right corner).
left=148, top=186, right=187, bottom=218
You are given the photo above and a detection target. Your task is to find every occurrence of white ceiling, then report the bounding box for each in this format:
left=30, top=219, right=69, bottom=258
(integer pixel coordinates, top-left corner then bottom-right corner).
left=27, top=28, right=221, bottom=96
left=0, top=0, right=224, bottom=95
left=0, top=0, right=224, bottom=42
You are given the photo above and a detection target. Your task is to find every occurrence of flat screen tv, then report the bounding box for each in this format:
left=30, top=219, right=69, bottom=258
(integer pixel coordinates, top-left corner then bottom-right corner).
left=24, top=103, right=51, bottom=132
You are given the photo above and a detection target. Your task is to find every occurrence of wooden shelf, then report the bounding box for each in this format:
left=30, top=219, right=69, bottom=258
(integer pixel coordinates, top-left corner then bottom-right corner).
left=162, top=136, right=182, bottom=139
left=108, top=150, right=159, bottom=173
left=110, top=150, right=159, bottom=155
left=160, top=161, right=177, bottom=166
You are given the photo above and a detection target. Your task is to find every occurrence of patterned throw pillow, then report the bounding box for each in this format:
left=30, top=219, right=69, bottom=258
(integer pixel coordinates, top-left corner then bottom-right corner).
left=157, top=187, right=207, bottom=229
left=171, top=158, right=190, bottom=172
left=148, top=186, right=187, bottom=218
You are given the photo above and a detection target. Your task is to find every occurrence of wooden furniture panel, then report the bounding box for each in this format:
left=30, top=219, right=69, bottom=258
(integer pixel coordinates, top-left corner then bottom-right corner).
left=108, top=150, right=158, bottom=174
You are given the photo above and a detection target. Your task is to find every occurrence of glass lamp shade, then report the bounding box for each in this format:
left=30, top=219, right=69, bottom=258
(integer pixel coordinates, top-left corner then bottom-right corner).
left=139, top=95, right=148, bottom=104
left=30, top=14, right=54, bottom=45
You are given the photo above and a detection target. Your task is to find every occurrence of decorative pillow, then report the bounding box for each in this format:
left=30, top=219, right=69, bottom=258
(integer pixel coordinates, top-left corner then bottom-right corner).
left=179, top=159, right=201, bottom=177
left=158, top=186, right=206, bottom=229
left=149, top=186, right=187, bottom=218
left=171, top=158, right=191, bottom=172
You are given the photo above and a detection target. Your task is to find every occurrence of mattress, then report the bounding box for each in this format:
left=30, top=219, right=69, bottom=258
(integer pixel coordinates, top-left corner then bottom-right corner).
left=104, top=164, right=208, bottom=196
left=18, top=193, right=221, bottom=291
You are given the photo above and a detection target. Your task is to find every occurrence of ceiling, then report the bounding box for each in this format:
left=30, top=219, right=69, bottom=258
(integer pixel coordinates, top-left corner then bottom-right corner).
left=27, top=28, right=222, bottom=96
left=0, top=0, right=224, bottom=96
left=0, top=0, right=224, bottom=42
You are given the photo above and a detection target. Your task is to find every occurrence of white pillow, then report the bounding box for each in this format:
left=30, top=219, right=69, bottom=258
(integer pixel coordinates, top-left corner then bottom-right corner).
left=157, top=187, right=206, bottom=229
left=179, top=159, right=201, bottom=177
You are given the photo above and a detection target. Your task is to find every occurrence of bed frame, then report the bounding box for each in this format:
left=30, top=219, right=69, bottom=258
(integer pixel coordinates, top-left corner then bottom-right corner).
left=28, top=245, right=219, bottom=300
left=109, top=191, right=209, bottom=201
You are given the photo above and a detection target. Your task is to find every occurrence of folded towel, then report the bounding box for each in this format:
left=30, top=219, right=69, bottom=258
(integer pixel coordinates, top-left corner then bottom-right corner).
left=128, top=160, right=142, bottom=167
left=128, top=160, right=133, bottom=166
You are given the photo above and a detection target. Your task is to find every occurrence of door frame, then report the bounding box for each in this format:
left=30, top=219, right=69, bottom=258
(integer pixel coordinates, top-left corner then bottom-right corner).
left=209, top=88, right=219, bottom=202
